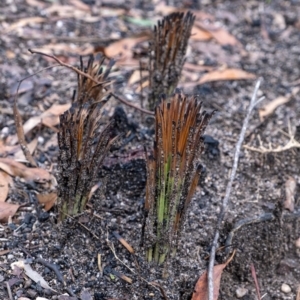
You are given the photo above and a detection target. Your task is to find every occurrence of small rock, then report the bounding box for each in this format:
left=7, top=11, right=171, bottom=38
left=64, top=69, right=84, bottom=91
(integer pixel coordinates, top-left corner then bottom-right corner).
left=236, top=287, right=248, bottom=298
left=281, top=283, right=291, bottom=293
left=295, top=237, right=300, bottom=248
left=38, top=136, right=44, bottom=144
left=7, top=254, right=14, bottom=260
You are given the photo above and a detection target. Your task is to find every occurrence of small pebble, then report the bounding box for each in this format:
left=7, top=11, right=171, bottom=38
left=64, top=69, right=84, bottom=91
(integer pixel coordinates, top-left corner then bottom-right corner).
left=281, top=283, right=291, bottom=293
left=295, top=237, right=300, bottom=248
left=236, top=287, right=248, bottom=298
left=7, top=254, right=14, bottom=260
left=38, top=136, right=44, bottom=144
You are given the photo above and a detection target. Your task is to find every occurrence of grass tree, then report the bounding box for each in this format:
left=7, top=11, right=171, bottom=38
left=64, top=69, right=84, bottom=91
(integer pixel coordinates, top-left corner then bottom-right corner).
left=57, top=56, right=117, bottom=220
left=144, top=93, right=213, bottom=266
left=148, top=12, right=195, bottom=110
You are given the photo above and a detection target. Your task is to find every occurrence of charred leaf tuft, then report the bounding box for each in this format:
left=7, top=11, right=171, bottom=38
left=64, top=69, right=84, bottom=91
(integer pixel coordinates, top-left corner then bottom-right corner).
left=144, top=93, right=213, bottom=268
left=57, top=55, right=117, bottom=220
left=148, top=12, right=195, bottom=110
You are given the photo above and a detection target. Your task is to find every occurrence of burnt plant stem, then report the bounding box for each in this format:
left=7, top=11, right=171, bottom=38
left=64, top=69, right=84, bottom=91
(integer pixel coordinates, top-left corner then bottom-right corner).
left=207, top=79, right=264, bottom=300
left=57, top=55, right=116, bottom=220
left=148, top=12, right=195, bottom=110
left=144, top=93, right=213, bottom=269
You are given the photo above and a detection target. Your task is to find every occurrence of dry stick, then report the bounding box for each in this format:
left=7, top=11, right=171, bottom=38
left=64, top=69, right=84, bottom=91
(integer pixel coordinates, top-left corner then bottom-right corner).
left=208, top=79, right=264, bottom=300
left=250, top=263, right=262, bottom=299
left=36, top=258, right=65, bottom=285
left=6, top=281, right=13, bottom=300
left=28, top=49, right=154, bottom=116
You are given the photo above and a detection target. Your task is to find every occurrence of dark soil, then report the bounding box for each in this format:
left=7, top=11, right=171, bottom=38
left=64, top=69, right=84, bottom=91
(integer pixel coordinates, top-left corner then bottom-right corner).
left=0, top=0, right=300, bottom=299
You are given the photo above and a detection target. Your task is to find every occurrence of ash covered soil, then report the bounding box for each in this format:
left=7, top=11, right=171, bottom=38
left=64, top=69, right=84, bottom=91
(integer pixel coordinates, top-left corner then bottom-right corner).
left=0, top=0, right=300, bottom=299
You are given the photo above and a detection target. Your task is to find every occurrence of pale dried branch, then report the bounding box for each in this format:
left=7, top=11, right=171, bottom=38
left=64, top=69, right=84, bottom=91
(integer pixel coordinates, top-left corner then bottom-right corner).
left=208, top=79, right=264, bottom=300
left=244, top=126, right=300, bottom=154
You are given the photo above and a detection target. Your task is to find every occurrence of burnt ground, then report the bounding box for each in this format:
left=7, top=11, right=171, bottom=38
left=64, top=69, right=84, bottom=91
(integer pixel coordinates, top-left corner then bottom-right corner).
left=0, top=0, right=300, bottom=299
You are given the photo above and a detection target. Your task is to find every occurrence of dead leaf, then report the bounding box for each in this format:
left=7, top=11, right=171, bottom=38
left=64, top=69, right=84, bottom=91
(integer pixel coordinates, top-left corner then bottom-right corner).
left=184, top=62, right=214, bottom=72
left=3, top=17, right=46, bottom=34
left=43, top=4, right=100, bottom=22
left=185, top=68, right=255, bottom=87
left=14, top=138, right=38, bottom=161
left=26, top=0, right=47, bottom=8
left=259, top=96, right=290, bottom=122
left=192, top=250, right=235, bottom=300
left=10, top=103, right=70, bottom=145
left=103, top=36, right=149, bottom=59
left=0, top=171, right=12, bottom=202
left=100, top=7, right=126, bottom=17
left=37, top=193, right=57, bottom=211
left=31, top=43, right=95, bottom=56
left=191, top=26, right=212, bottom=41
left=11, top=261, right=55, bottom=292
left=284, top=176, right=296, bottom=212
left=0, top=158, right=52, bottom=183
left=69, top=0, right=91, bottom=12
left=0, top=202, right=20, bottom=223
left=197, top=21, right=242, bottom=47
left=0, top=249, right=10, bottom=255
left=128, top=70, right=142, bottom=85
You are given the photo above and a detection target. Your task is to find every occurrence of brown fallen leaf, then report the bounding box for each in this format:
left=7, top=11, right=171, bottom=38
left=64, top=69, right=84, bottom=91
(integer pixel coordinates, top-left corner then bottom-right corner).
left=192, top=250, right=235, bottom=300
left=0, top=139, right=37, bottom=160
left=14, top=138, right=38, bottom=161
left=10, top=103, right=71, bottom=145
left=0, top=202, right=20, bottom=223
left=259, top=87, right=299, bottom=122
left=26, top=0, right=47, bottom=8
left=284, top=176, right=296, bottom=212
left=31, top=43, right=94, bottom=56
left=259, top=96, right=290, bottom=122
left=0, top=249, right=10, bottom=255
left=0, top=158, right=52, bottom=183
left=191, top=26, right=212, bottom=41
left=184, top=68, right=255, bottom=88
left=37, top=193, right=57, bottom=211
left=128, top=70, right=141, bottom=85
left=197, top=21, right=242, bottom=47
left=103, top=36, right=149, bottom=59
left=43, top=4, right=98, bottom=21
left=3, top=17, right=46, bottom=34
left=0, top=171, right=13, bottom=202
left=69, top=0, right=91, bottom=12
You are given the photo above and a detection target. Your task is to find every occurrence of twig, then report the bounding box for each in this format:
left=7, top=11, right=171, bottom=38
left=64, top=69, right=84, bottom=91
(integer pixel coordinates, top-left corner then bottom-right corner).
left=244, top=124, right=300, bottom=153
left=207, top=79, right=265, bottom=300
left=6, top=281, right=13, bottom=300
left=251, top=263, right=262, bottom=299
left=105, top=232, right=166, bottom=297
left=36, top=257, right=65, bottom=285
left=28, top=49, right=154, bottom=115
left=111, top=92, right=154, bottom=115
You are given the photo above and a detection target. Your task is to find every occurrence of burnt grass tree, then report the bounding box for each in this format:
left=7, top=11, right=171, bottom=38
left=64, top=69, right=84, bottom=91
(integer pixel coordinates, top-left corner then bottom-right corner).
left=143, top=93, right=213, bottom=271
left=148, top=12, right=195, bottom=111
left=57, top=55, right=117, bottom=221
